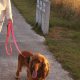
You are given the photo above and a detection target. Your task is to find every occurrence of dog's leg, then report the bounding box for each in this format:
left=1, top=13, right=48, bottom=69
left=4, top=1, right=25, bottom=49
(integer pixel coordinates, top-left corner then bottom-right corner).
left=27, top=69, right=32, bottom=80
left=16, top=55, right=23, bottom=79
left=16, top=62, right=22, bottom=79
left=27, top=69, right=29, bottom=80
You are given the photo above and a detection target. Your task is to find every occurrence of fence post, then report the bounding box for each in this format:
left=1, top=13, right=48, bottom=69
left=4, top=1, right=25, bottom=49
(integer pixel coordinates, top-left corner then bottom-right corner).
left=42, top=0, right=50, bottom=34
left=36, top=0, right=39, bottom=23
left=36, top=0, right=42, bottom=25
left=36, top=0, right=50, bottom=34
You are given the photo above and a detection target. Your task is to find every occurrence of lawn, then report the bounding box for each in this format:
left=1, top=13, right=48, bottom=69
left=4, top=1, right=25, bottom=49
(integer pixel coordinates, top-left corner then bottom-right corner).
left=46, top=27, right=80, bottom=80
left=12, top=0, right=80, bottom=80
left=12, top=0, right=36, bottom=26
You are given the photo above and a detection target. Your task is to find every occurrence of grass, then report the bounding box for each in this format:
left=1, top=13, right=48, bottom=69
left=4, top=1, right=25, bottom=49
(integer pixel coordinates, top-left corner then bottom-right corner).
left=46, top=38, right=80, bottom=80
left=50, top=3, right=80, bottom=30
left=12, top=0, right=80, bottom=80
left=12, top=0, right=36, bottom=26
left=46, top=27, right=80, bottom=80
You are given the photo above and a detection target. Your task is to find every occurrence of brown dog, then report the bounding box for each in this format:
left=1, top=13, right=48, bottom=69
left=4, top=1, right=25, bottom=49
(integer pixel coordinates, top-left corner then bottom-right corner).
left=16, top=51, right=49, bottom=80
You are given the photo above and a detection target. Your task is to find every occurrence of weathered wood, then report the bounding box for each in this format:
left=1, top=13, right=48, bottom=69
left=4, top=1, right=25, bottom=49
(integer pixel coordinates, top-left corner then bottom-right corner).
left=36, top=0, right=50, bottom=34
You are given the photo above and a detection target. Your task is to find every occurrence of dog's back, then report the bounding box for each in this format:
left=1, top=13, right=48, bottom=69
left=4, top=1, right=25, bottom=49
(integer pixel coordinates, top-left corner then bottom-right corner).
left=18, top=51, right=33, bottom=67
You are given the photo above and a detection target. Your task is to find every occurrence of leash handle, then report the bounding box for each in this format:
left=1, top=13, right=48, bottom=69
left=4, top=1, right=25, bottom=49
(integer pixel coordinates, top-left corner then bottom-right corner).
left=5, top=20, right=21, bottom=55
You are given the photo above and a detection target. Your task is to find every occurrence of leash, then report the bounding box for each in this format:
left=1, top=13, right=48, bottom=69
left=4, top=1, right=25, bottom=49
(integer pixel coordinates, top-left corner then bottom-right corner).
left=5, top=19, right=21, bottom=55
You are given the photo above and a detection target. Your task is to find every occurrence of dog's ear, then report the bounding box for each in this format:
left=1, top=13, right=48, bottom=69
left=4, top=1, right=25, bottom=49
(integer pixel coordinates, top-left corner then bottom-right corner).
left=41, top=62, right=49, bottom=78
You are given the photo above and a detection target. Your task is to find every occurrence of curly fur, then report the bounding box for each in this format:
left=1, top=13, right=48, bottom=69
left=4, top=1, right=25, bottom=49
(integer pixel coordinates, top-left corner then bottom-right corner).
left=16, top=51, right=49, bottom=80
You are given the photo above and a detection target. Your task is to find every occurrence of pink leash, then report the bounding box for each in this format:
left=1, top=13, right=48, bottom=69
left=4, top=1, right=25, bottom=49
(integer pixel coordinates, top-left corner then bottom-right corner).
left=5, top=20, right=21, bottom=55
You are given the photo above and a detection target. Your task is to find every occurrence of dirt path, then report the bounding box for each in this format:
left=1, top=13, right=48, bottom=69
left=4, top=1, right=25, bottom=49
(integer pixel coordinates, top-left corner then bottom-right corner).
left=0, top=4, right=73, bottom=80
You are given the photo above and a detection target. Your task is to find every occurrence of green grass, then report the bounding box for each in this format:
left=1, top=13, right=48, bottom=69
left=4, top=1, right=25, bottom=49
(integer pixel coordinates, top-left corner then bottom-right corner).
left=50, top=17, right=80, bottom=30
left=12, top=0, right=80, bottom=80
left=46, top=27, right=80, bottom=80
left=50, top=2, right=80, bottom=30
left=12, top=0, right=36, bottom=26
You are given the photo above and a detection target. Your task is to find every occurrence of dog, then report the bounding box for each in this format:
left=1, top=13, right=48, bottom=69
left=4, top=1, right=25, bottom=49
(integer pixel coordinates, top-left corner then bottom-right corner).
left=16, top=51, right=49, bottom=80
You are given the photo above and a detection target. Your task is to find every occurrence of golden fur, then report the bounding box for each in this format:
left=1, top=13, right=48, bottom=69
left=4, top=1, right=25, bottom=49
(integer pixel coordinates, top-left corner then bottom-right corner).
left=16, top=51, right=49, bottom=80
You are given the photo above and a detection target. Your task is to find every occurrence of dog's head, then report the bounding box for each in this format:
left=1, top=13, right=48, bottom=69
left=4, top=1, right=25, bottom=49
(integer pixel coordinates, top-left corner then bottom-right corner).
left=29, top=53, right=49, bottom=79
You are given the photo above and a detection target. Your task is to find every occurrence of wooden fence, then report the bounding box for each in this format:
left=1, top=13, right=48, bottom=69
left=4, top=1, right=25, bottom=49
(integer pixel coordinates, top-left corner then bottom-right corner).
left=36, top=0, right=50, bottom=34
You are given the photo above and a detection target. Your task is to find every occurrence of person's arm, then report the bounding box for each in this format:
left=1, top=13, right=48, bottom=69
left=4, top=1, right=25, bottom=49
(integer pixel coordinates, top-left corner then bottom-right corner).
left=6, top=0, right=13, bottom=22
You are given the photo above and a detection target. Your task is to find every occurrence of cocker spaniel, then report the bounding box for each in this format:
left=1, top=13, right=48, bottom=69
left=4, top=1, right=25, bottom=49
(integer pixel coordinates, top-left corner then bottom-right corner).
left=16, top=51, right=49, bottom=80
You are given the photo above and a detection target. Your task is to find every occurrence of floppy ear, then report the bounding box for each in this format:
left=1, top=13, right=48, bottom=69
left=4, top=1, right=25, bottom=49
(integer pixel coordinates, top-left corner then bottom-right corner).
left=41, top=62, right=49, bottom=78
